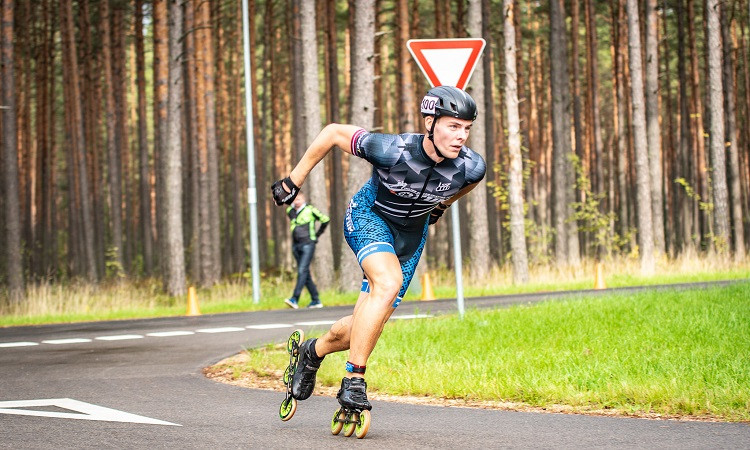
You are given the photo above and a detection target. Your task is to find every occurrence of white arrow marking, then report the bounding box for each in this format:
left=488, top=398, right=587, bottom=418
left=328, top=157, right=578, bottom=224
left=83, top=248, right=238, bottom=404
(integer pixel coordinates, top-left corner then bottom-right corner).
left=0, top=398, right=180, bottom=426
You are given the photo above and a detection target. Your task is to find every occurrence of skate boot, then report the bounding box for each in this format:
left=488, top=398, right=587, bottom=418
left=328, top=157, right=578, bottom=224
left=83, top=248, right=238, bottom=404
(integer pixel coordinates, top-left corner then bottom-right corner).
left=336, top=376, right=372, bottom=411
left=331, top=376, right=372, bottom=438
left=290, top=338, right=324, bottom=400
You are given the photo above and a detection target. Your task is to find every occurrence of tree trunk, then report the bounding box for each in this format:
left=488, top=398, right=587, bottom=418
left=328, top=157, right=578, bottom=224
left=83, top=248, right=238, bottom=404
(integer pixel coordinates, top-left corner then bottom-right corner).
left=154, top=0, right=169, bottom=274
left=397, top=0, right=416, bottom=131
left=645, top=0, right=665, bottom=254
left=100, top=0, right=124, bottom=277
left=135, top=0, right=153, bottom=274
left=706, top=0, right=730, bottom=250
left=60, top=0, right=98, bottom=282
left=721, top=3, right=745, bottom=257
left=549, top=0, right=578, bottom=266
left=675, top=0, right=694, bottom=252
left=299, top=0, right=333, bottom=290
left=503, top=0, right=529, bottom=283
left=687, top=0, right=709, bottom=246
left=324, top=0, right=342, bottom=271
left=163, top=0, right=187, bottom=296
left=625, top=0, right=655, bottom=272
left=341, top=0, right=375, bottom=292
left=467, top=0, right=491, bottom=279
left=1, top=0, right=24, bottom=301
left=197, top=0, right=221, bottom=282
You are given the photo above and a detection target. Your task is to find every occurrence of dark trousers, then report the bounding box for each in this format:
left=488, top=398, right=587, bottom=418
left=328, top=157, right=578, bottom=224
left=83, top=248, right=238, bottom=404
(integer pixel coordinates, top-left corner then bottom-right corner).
left=292, top=242, right=319, bottom=302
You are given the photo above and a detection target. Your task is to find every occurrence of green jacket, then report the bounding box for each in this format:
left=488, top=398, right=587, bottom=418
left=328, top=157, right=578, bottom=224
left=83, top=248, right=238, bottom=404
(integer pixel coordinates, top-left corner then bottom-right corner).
left=286, top=204, right=330, bottom=244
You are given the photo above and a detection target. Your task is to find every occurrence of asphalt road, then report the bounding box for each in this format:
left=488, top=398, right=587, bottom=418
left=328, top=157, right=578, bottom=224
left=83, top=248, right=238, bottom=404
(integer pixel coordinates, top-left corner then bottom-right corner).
left=1, top=282, right=748, bottom=448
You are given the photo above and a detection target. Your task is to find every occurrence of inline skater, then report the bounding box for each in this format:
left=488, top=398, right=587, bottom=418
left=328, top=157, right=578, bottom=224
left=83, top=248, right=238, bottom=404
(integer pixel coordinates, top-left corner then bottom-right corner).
left=271, top=86, right=486, bottom=421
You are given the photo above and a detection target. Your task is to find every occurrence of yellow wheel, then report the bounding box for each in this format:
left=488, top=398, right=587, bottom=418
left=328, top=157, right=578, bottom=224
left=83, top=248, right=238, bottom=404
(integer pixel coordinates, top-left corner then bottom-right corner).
left=283, top=365, right=293, bottom=384
left=330, top=408, right=345, bottom=435
left=279, top=397, right=297, bottom=421
left=342, top=412, right=357, bottom=437
left=287, top=329, right=304, bottom=355
left=355, top=410, right=371, bottom=439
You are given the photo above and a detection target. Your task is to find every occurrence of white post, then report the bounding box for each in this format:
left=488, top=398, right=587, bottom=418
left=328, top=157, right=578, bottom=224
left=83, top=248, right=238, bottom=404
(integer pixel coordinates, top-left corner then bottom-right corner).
left=450, top=205, right=465, bottom=318
left=241, top=0, right=261, bottom=303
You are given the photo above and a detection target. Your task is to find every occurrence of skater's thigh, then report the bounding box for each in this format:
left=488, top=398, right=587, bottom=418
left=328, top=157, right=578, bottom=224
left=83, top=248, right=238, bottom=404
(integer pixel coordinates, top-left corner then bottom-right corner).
left=361, top=252, right=403, bottom=298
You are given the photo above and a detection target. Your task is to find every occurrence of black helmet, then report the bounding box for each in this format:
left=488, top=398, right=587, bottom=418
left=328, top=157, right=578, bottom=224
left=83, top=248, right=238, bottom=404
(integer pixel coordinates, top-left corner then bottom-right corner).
left=420, top=86, right=477, bottom=121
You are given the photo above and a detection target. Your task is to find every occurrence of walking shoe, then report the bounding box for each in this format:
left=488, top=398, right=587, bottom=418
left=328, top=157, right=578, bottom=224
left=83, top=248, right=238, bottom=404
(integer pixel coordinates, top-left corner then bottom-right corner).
left=284, top=298, right=299, bottom=309
left=336, top=376, right=372, bottom=411
left=291, top=338, right=324, bottom=400
left=307, top=301, right=323, bottom=308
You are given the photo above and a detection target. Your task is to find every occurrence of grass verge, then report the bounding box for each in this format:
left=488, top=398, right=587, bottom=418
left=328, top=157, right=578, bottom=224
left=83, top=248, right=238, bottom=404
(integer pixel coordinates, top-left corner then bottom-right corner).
left=2, top=253, right=748, bottom=327
left=209, top=282, right=750, bottom=422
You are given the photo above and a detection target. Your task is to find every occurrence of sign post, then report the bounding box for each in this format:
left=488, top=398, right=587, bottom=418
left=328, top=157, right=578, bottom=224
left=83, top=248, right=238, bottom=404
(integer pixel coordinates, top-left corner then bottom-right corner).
left=407, top=38, right=486, bottom=318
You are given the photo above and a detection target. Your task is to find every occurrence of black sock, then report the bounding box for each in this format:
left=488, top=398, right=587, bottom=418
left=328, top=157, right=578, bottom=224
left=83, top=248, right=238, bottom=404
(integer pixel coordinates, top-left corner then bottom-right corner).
left=309, top=338, right=324, bottom=362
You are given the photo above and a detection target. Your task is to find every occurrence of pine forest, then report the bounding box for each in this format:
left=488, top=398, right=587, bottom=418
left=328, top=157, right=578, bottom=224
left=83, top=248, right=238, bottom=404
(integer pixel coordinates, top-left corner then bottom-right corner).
left=1, top=0, right=749, bottom=302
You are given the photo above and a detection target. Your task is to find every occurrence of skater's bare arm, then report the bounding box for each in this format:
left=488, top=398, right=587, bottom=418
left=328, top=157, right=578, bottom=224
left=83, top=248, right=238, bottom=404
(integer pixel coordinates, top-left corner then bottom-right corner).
left=288, top=124, right=363, bottom=187
left=443, top=181, right=480, bottom=207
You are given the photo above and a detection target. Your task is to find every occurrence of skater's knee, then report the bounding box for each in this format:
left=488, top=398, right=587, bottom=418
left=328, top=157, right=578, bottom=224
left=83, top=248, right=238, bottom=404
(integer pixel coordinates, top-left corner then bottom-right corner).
left=370, top=276, right=402, bottom=302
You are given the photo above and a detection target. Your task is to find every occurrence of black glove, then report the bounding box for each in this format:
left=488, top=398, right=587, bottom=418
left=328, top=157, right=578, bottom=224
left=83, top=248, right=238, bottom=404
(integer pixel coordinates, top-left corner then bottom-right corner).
left=271, top=176, right=300, bottom=206
left=428, top=203, right=449, bottom=225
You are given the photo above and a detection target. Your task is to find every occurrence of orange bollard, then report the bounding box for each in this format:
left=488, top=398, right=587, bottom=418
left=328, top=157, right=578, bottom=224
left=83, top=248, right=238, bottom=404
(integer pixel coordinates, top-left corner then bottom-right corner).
left=420, top=273, right=435, bottom=301
left=594, top=263, right=607, bottom=290
left=186, top=286, right=201, bottom=316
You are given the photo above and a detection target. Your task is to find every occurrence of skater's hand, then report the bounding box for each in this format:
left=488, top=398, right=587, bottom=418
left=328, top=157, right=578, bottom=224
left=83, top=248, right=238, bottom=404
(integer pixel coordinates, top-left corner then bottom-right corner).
left=271, top=176, right=300, bottom=206
left=428, top=203, right=449, bottom=225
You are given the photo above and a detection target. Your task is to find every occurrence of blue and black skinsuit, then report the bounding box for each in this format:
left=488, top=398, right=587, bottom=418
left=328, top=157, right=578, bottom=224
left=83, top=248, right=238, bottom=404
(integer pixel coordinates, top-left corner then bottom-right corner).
left=287, top=203, right=330, bottom=303
left=344, top=128, right=486, bottom=306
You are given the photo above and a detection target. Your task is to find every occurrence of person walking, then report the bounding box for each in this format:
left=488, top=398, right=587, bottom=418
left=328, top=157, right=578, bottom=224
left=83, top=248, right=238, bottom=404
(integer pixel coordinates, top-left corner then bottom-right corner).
left=284, top=192, right=329, bottom=309
left=271, top=86, right=486, bottom=415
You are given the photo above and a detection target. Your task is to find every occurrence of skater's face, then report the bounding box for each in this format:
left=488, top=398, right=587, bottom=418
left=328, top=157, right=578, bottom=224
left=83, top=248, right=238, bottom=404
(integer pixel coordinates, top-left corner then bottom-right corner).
left=425, top=116, right=473, bottom=159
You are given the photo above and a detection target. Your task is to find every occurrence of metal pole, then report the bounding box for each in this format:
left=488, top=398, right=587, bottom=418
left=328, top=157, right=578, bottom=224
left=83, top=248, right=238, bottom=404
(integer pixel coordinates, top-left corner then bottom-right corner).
left=241, top=0, right=261, bottom=304
left=450, top=204, right=465, bottom=318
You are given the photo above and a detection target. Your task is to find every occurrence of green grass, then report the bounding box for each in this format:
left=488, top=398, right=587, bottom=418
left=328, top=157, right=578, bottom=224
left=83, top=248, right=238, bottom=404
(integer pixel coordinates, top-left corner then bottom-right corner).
left=235, top=282, right=750, bottom=422
left=1, top=254, right=748, bottom=327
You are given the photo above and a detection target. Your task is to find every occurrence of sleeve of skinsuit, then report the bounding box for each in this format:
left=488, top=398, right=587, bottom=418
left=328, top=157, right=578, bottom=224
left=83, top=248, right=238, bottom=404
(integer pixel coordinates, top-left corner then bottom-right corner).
left=462, top=147, right=488, bottom=186
left=349, top=128, right=402, bottom=169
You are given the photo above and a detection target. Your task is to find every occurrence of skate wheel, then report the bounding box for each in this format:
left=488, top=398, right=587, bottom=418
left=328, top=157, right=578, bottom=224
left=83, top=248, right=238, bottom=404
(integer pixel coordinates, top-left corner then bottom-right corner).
left=342, top=413, right=357, bottom=437
left=355, top=410, right=371, bottom=439
left=330, top=408, right=345, bottom=435
left=283, top=365, right=293, bottom=384
left=287, top=329, right=304, bottom=355
left=279, top=396, right=297, bottom=421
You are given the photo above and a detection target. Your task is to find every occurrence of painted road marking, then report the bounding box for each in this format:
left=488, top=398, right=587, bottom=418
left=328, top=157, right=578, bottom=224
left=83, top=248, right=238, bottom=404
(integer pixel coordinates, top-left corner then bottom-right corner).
left=146, top=331, right=195, bottom=337
left=0, top=398, right=180, bottom=426
left=196, top=327, right=246, bottom=334
left=0, top=342, right=39, bottom=348
left=294, top=320, right=337, bottom=326
left=41, top=338, right=92, bottom=345
left=391, top=314, right=433, bottom=320
left=2, top=315, right=434, bottom=350
left=95, top=335, right=144, bottom=341
left=246, top=324, right=293, bottom=330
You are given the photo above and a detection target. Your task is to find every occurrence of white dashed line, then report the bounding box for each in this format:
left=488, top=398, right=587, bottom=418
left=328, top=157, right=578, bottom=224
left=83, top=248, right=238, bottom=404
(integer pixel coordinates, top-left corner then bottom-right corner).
left=196, top=327, right=246, bottom=334
left=391, top=314, right=434, bottom=320
left=3, top=314, right=434, bottom=351
left=42, top=338, right=93, bottom=345
left=95, top=335, right=144, bottom=341
left=294, top=320, right=337, bottom=326
left=0, top=342, right=39, bottom=348
left=146, top=331, right=195, bottom=337
left=246, top=324, right=294, bottom=330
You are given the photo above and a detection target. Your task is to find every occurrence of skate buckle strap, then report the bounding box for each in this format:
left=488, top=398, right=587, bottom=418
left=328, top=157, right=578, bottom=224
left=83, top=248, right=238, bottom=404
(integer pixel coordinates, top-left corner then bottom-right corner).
left=345, top=361, right=366, bottom=374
